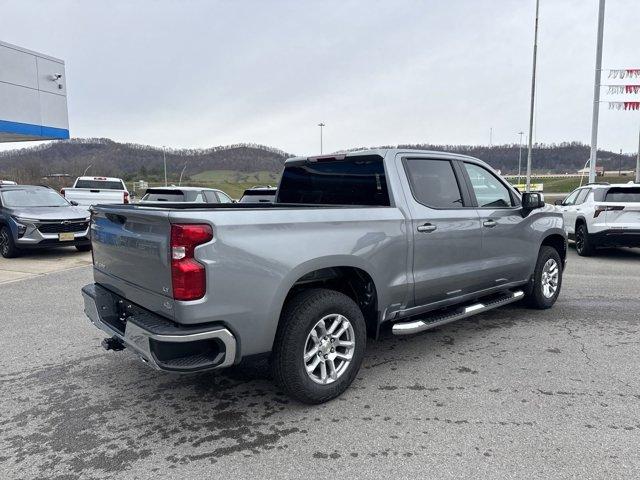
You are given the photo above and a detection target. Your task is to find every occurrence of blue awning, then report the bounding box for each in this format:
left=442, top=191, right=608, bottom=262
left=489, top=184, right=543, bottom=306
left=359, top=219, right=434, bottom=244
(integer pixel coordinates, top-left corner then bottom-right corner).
left=0, top=119, right=69, bottom=142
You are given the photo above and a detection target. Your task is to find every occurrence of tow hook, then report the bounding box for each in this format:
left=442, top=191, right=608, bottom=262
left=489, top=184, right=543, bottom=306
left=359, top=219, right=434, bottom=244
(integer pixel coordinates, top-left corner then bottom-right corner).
left=101, top=336, right=126, bottom=351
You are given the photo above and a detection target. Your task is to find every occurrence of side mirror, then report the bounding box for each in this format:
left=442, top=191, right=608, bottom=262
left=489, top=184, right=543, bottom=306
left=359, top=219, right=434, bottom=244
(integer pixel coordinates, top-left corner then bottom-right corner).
left=70, top=200, right=79, bottom=206
left=522, top=192, right=545, bottom=210
left=554, top=199, right=563, bottom=206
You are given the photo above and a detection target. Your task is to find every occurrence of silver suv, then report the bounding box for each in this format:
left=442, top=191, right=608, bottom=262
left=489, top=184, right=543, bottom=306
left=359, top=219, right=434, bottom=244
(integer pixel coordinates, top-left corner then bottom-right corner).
left=555, top=182, right=640, bottom=256
left=0, top=185, right=91, bottom=258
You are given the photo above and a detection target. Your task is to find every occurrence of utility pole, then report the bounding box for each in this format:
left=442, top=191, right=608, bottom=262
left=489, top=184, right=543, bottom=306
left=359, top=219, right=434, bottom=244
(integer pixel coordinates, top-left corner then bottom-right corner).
left=619, top=149, right=622, bottom=176
left=489, top=127, right=493, bottom=147
left=318, top=122, right=325, bottom=154
left=636, top=125, right=640, bottom=183
left=588, top=0, right=606, bottom=184
left=517, top=131, right=524, bottom=183
left=525, top=0, right=540, bottom=193
left=162, top=146, right=167, bottom=187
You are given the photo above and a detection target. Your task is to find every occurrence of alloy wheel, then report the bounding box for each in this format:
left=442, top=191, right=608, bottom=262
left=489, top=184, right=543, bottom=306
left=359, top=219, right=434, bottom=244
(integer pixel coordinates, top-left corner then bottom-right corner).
left=541, top=258, right=559, bottom=298
left=303, top=313, right=355, bottom=385
left=0, top=229, right=9, bottom=256
left=575, top=228, right=584, bottom=253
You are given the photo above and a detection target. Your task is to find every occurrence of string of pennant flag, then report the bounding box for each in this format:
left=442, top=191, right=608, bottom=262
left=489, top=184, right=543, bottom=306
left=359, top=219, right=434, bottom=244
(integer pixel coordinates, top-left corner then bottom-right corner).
left=605, top=69, right=640, bottom=110
left=607, top=69, right=640, bottom=79
left=607, top=101, right=640, bottom=111
left=606, top=85, right=640, bottom=95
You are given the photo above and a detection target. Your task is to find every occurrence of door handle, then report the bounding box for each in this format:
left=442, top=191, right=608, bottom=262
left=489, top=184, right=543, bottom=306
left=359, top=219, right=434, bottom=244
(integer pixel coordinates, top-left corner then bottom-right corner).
left=417, top=223, right=437, bottom=233
left=483, top=219, right=497, bottom=228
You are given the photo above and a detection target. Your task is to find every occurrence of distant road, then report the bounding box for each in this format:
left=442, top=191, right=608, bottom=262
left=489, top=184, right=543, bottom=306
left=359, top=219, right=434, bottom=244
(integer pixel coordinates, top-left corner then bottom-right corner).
left=503, top=174, right=584, bottom=179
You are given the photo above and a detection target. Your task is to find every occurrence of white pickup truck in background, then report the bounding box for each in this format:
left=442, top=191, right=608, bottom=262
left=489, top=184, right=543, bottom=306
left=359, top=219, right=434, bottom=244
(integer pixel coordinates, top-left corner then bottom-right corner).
left=61, top=176, right=129, bottom=209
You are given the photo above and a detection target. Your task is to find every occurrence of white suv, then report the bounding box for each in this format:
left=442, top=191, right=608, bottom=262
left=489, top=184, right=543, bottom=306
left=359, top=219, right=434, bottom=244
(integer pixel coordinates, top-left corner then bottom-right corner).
left=555, top=182, right=640, bottom=256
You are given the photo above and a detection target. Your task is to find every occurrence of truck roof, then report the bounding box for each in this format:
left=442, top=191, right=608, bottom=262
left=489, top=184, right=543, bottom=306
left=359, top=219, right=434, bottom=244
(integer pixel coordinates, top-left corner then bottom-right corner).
left=146, top=186, right=217, bottom=192
left=284, top=149, right=485, bottom=165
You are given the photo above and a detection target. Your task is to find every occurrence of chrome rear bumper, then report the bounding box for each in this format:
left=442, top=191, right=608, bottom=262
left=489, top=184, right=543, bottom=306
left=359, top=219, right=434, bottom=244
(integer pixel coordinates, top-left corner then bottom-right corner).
left=82, top=284, right=237, bottom=372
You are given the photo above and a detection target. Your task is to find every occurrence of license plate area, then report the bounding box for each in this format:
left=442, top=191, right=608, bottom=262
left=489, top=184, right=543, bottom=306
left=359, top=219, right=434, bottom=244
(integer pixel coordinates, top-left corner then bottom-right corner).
left=59, top=232, right=75, bottom=241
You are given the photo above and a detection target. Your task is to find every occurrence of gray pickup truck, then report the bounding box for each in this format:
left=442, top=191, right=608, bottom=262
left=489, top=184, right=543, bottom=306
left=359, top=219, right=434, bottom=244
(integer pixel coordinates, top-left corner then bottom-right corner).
left=82, top=149, right=566, bottom=403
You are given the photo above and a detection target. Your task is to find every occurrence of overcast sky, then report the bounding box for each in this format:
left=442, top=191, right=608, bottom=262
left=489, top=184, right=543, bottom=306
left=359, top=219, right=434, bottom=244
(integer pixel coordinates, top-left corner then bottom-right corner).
left=1, top=0, right=639, bottom=155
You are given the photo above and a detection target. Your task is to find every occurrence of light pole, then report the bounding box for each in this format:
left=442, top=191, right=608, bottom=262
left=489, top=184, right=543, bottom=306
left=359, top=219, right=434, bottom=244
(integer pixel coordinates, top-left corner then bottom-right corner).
left=525, top=0, right=540, bottom=193
left=588, top=0, right=606, bottom=184
left=82, top=164, right=92, bottom=176
left=636, top=126, right=640, bottom=183
left=179, top=163, right=187, bottom=186
left=162, top=146, right=168, bottom=187
left=517, top=131, right=524, bottom=184
left=318, top=122, right=325, bottom=154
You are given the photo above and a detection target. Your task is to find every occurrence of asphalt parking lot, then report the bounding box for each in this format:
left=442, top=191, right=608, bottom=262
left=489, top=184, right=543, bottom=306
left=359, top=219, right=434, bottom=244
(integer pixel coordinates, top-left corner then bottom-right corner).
left=1, top=247, right=639, bottom=479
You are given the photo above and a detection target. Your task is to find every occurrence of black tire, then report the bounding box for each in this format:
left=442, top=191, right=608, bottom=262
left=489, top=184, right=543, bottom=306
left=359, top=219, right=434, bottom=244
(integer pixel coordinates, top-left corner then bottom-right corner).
left=0, top=226, right=20, bottom=258
left=525, top=245, right=563, bottom=309
left=575, top=223, right=595, bottom=256
left=75, top=244, right=92, bottom=252
left=271, top=288, right=367, bottom=404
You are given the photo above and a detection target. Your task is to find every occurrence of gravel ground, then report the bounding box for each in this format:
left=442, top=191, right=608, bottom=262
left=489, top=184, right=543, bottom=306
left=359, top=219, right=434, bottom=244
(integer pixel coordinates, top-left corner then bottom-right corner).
left=1, top=247, right=639, bottom=479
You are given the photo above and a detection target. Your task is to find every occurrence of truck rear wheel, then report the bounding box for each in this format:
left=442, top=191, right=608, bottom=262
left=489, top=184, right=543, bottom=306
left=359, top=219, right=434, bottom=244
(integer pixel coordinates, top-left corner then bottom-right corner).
left=271, top=288, right=366, bottom=404
left=525, top=245, right=562, bottom=309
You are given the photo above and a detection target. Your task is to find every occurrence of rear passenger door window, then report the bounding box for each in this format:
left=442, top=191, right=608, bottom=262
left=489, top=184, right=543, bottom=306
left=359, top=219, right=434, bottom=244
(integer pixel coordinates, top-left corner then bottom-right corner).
left=463, top=163, right=513, bottom=208
left=404, top=159, right=464, bottom=208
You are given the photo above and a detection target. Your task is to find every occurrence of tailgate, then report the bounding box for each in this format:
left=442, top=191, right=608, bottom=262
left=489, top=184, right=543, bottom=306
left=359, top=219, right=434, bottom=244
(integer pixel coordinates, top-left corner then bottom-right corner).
left=604, top=203, right=640, bottom=228
left=91, top=206, right=172, bottom=297
left=67, top=189, right=124, bottom=206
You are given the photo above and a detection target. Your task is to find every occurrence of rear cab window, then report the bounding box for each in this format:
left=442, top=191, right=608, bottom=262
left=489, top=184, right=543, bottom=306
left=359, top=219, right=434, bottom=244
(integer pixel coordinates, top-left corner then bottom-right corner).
left=75, top=179, right=125, bottom=190
left=277, top=155, right=390, bottom=206
left=142, top=190, right=186, bottom=202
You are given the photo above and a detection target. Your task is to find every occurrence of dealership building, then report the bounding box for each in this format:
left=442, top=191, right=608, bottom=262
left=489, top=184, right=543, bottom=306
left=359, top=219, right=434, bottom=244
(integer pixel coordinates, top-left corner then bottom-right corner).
left=0, top=40, right=69, bottom=143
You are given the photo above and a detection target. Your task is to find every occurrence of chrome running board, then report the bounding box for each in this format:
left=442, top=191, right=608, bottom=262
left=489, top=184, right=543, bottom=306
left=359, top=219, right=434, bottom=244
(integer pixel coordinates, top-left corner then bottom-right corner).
left=392, top=290, right=524, bottom=336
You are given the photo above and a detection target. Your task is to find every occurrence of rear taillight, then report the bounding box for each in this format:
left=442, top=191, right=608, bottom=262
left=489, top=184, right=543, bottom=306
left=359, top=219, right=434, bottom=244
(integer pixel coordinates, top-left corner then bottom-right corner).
left=170, top=224, right=213, bottom=301
left=60, top=188, right=66, bottom=197
left=594, top=205, right=624, bottom=218
left=123, top=191, right=130, bottom=204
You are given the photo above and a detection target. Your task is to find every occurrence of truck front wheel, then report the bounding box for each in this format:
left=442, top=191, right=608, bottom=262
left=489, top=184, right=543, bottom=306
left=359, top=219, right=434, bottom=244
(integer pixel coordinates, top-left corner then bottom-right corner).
left=271, top=288, right=367, bottom=404
left=525, top=245, right=562, bottom=309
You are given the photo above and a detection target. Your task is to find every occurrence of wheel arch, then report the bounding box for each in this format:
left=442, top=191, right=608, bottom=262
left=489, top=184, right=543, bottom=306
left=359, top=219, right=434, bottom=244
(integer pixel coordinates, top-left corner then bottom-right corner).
left=268, top=257, right=383, bottom=347
left=575, top=216, right=588, bottom=230
left=541, top=232, right=567, bottom=264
